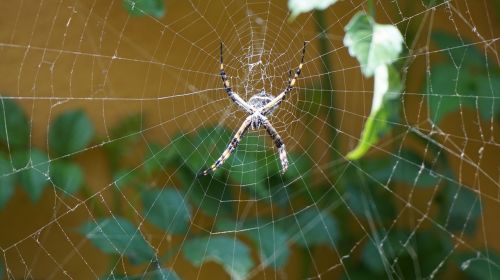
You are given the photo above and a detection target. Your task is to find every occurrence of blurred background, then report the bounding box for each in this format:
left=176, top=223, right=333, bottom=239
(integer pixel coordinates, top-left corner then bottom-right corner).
left=0, top=0, right=499, bottom=279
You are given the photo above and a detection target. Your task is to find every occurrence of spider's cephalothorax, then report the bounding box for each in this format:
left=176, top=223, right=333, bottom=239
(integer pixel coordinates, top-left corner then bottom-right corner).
left=202, top=41, right=308, bottom=176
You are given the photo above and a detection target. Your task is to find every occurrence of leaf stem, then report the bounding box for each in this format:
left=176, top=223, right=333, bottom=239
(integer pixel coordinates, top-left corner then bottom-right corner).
left=80, top=184, right=104, bottom=217
left=367, top=0, right=375, bottom=18
left=313, top=10, right=339, bottom=173
left=301, top=247, right=312, bottom=279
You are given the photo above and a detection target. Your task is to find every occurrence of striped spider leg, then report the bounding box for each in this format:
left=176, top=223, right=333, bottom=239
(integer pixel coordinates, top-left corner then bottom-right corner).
left=202, top=116, right=252, bottom=176
left=219, top=43, right=254, bottom=114
left=261, top=41, right=308, bottom=115
left=202, top=41, right=308, bottom=176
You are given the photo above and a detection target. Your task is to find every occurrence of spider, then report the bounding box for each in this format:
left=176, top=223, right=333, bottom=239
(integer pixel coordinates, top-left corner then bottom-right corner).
left=202, top=41, right=308, bottom=176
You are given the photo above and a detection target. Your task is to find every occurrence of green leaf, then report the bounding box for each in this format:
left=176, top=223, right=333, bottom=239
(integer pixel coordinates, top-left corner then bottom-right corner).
left=476, top=74, right=500, bottom=120
left=432, top=31, right=486, bottom=68
left=143, top=143, right=177, bottom=175
left=0, top=258, right=3, bottom=280
left=0, top=154, right=15, bottom=209
left=426, top=64, right=476, bottom=123
left=0, top=98, right=30, bottom=149
left=280, top=207, right=339, bottom=247
left=50, top=161, right=84, bottom=195
left=427, top=64, right=500, bottom=123
left=141, top=188, right=191, bottom=235
left=105, top=113, right=143, bottom=168
left=79, top=217, right=156, bottom=264
left=288, top=0, right=338, bottom=20
left=347, top=65, right=402, bottom=159
left=285, top=152, right=313, bottom=189
left=111, top=113, right=143, bottom=139
left=229, top=134, right=276, bottom=197
left=339, top=265, right=383, bottom=280
left=247, top=224, right=289, bottom=268
left=101, top=268, right=181, bottom=280
left=428, top=32, right=500, bottom=122
left=391, top=150, right=440, bottom=187
left=216, top=219, right=290, bottom=269
left=174, top=127, right=231, bottom=173
left=456, top=251, right=500, bottom=280
left=123, top=0, right=165, bottom=18
left=345, top=179, right=396, bottom=222
left=49, top=110, right=94, bottom=156
left=344, top=12, right=405, bottom=159
left=12, top=149, right=49, bottom=202
left=183, top=236, right=253, bottom=280
left=422, top=0, right=445, bottom=7
left=181, top=170, right=234, bottom=217
left=344, top=12, right=404, bottom=77
left=440, top=181, right=481, bottom=235
left=113, top=169, right=137, bottom=190
left=362, top=231, right=450, bottom=277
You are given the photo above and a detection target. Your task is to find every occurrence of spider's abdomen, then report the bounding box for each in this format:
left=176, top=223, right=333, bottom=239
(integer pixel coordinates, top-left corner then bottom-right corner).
left=248, top=91, right=278, bottom=116
left=248, top=91, right=274, bottom=109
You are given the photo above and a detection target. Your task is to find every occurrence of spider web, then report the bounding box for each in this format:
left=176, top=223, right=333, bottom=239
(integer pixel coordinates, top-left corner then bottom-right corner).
left=0, top=0, right=499, bottom=279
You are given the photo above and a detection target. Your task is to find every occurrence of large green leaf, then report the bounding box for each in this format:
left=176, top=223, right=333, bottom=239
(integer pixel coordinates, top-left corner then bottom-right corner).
left=123, top=0, right=165, bottom=18
left=105, top=113, right=143, bottom=168
left=456, top=251, right=500, bottom=280
left=229, top=134, right=278, bottom=198
left=174, top=127, right=231, bottom=174
left=177, top=167, right=234, bottom=217
left=426, top=64, right=475, bottom=123
left=285, top=152, right=313, bottom=190
left=246, top=225, right=289, bottom=268
left=347, top=65, right=402, bottom=159
left=345, top=178, right=396, bottom=222
left=362, top=231, right=450, bottom=278
left=422, top=0, right=445, bottom=7
left=79, top=217, right=155, bottom=264
left=432, top=31, right=486, bottom=68
left=12, top=149, right=50, bottom=202
left=476, top=74, right=500, bottom=120
left=288, top=0, right=338, bottom=19
left=50, top=161, right=84, bottom=195
left=279, top=207, right=339, bottom=247
left=391, top=150, right=440, bottom=187
left=143, top=142, right=177, bottom=175
left=0, top=99, right=30, bottom=149
left=0, top=258, right=3, bottom=280
left=183, top=236, right=253, bottom=280
left=0, top=154, right=15, bottom=209
left=216, top=218, right=290, bottom=269
left=440, top=181, right=481, bottom=235
left=427, top=64, right=500, bottom=123
left=49, top=109, right=94, bottom=156
left=141, top=188, right=191, bottom=235
left=344, top=12, right=403, bottom=77
left=101, top=268, right=180, bottom=280
left=427, top=32, right=500, bottom=123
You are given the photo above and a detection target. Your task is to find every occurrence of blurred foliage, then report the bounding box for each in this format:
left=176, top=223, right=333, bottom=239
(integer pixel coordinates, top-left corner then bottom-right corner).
left=123, top=0, right=165, bottom=18
left=0, top=1, right=499, bottom=280
left=288, top=0, right=338, bottom=20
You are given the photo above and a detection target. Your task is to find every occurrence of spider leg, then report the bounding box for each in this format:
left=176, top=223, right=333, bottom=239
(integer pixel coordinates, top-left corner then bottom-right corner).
left=220, top=42, right=254, bottom=114
left=261, top=117, right=289, bottom=173
left=202, top=115, right=252, bottom=175
left=261, top=41, right=308, bottom=115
